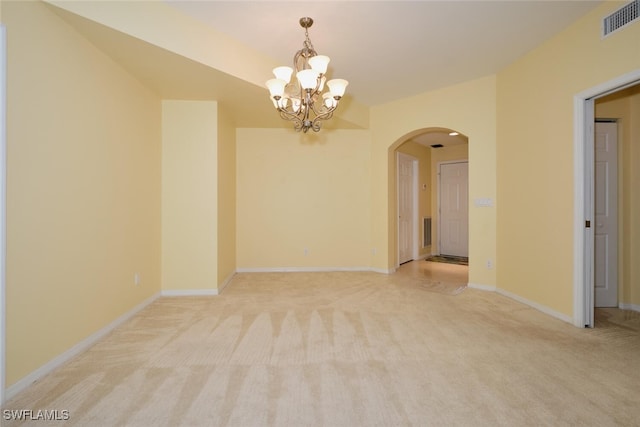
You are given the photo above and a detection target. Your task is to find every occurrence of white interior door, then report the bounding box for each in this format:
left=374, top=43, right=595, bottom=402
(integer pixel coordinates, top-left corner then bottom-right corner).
left=397, top=153, right=414, bottom=264
left=439, top=162, right=468, bottom=257
left=594, top=121, right=618, bottom=307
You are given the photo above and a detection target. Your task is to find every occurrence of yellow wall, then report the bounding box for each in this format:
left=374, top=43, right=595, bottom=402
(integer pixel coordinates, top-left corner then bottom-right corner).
left=3, top=1, right=161, bottom=386
left=236, top=129, right=372, bottom=270
left=596, top=87, right=640, bottom=307
left=396, top=141, right=432, bottom=258
left=161, top=100, right=218, bottom=293
left=496, top=2, right=640, bottom=316
left=370, top=75, right=497, bottom=285
left=217, top=106, right=236, bottom=287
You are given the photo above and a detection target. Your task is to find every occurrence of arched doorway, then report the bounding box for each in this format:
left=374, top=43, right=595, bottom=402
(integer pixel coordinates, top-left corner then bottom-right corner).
left=389, top=127, right=469, bottom=268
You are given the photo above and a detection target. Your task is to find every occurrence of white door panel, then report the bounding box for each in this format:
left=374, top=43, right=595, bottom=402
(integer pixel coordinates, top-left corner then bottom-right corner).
left=439, top=162, right=468, bottom=257
left=397, top=153, right=414, bottom=265
left=594, top=122, right=617, bottom=307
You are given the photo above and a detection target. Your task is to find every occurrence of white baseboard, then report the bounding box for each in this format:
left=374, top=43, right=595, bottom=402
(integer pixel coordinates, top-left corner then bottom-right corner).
left=161, top=271, right=237, bottom=296
left=236, top=266, right=374, bottom=274
left=619, top=302, right=640, bottom=312
left=370, top=267, right=396, bottom=274
left=496, top=288, right=573, bottom=324
left=468, top=282, right=496, bottom=291
left=5, top=292, right=160, bottom=401
left=161, top=289, right=218, bottom=296
left=217, top=271, right=235, bottom=294
left=161, top=267, right=395, bottom=296
left=468, top=283, right=572, bottom=324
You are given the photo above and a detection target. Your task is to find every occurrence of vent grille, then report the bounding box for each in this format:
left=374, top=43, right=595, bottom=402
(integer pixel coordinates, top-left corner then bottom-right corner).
left=603, top=0, right=639, bottom=37
left=423, top=217, right=432, bottom=247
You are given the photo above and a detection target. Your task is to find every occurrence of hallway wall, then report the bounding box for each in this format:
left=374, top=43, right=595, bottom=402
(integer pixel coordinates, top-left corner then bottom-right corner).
left=496, top=2, right=640, bottom=317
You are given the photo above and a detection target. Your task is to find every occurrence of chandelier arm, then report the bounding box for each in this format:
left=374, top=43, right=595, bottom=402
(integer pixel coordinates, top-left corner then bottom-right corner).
left=310, top=106, right=336, bottom=130
left=293, top=50, right=303, bottom=72
left=313, top=76, right=323, bottom=93
left=310, top=99, right=334, bottom=115
left=276, top=105, right=305, bottom=129
left=293, top=47, right=317, bottom=72
left=310, top=95, right=337, bottom=116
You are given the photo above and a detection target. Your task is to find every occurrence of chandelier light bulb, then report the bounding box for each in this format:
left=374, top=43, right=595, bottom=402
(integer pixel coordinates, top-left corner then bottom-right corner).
left=273, top=66, right=294, bottom=84
left=297, top=69, right=320, bottom=90
left=291, top=98, right=302, bottom=113
left=277, top=96, right=289, bottom=109
left=327, top=79, right=348, bottom=98
left=266, top=78, right=286, bottom=98
left=308, top=55, right=330, bottom=74
left=323, top=92, right=337, bottom=108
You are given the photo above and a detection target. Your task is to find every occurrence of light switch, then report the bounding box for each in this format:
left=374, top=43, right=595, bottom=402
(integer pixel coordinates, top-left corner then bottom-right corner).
left=474, top=198, right=494, bottom=207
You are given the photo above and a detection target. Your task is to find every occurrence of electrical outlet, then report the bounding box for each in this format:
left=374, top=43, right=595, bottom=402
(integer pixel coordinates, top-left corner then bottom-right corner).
left=134, top=273, right=140, bottom=286
left=304, top=248, right=309, bottom=256
left=486, top=260, right=493, bottom=269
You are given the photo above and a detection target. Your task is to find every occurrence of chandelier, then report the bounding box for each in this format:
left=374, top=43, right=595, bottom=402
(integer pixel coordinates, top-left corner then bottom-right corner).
left=266, top=17, right=349, bottom=133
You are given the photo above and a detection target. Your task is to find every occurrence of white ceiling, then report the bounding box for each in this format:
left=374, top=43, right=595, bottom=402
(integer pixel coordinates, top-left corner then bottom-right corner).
left=163, top=0, right=603, bottom=106
left=47, top=0, right=605, bottom=131
left=411, top=130, right=469, bottom=148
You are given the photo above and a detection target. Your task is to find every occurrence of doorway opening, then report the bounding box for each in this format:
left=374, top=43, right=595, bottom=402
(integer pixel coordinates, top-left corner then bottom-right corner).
left=392, top=128, right=468, bottom=269
left=574, top=70, right=640, bottom=328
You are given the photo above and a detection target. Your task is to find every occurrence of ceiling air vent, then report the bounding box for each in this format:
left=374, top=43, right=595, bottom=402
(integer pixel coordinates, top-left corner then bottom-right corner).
left=603, top=0, right=639, bottom=37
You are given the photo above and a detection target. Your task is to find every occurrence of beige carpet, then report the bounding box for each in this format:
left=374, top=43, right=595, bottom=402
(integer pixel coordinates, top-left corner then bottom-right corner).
left=3, top=263, right=640, bottom=426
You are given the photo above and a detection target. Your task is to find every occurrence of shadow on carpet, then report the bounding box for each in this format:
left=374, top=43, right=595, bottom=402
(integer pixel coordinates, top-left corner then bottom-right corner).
left=420, top=282, right=467, bottom=295
left=425, top=255, right=468, bottom=266
left=400, top=276, right=467, bottom=296
left=595, top=308, right=640, bottom=334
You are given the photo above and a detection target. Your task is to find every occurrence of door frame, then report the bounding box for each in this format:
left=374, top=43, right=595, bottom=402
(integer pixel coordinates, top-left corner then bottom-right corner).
left=0, top=24, right=6, bottom=403
left=573, top=69, right=640, bottom=328
left=437, top=159, right=469, bottom=256
left=396, top=152, right=419, bottom=267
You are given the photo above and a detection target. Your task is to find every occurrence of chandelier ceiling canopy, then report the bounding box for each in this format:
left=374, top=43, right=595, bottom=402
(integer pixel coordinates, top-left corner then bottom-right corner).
left=266, top=17, right=348, bottom=133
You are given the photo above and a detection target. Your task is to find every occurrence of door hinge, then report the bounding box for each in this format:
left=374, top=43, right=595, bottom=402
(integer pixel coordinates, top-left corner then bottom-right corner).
left=586, top=220, right=591, bottom=228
